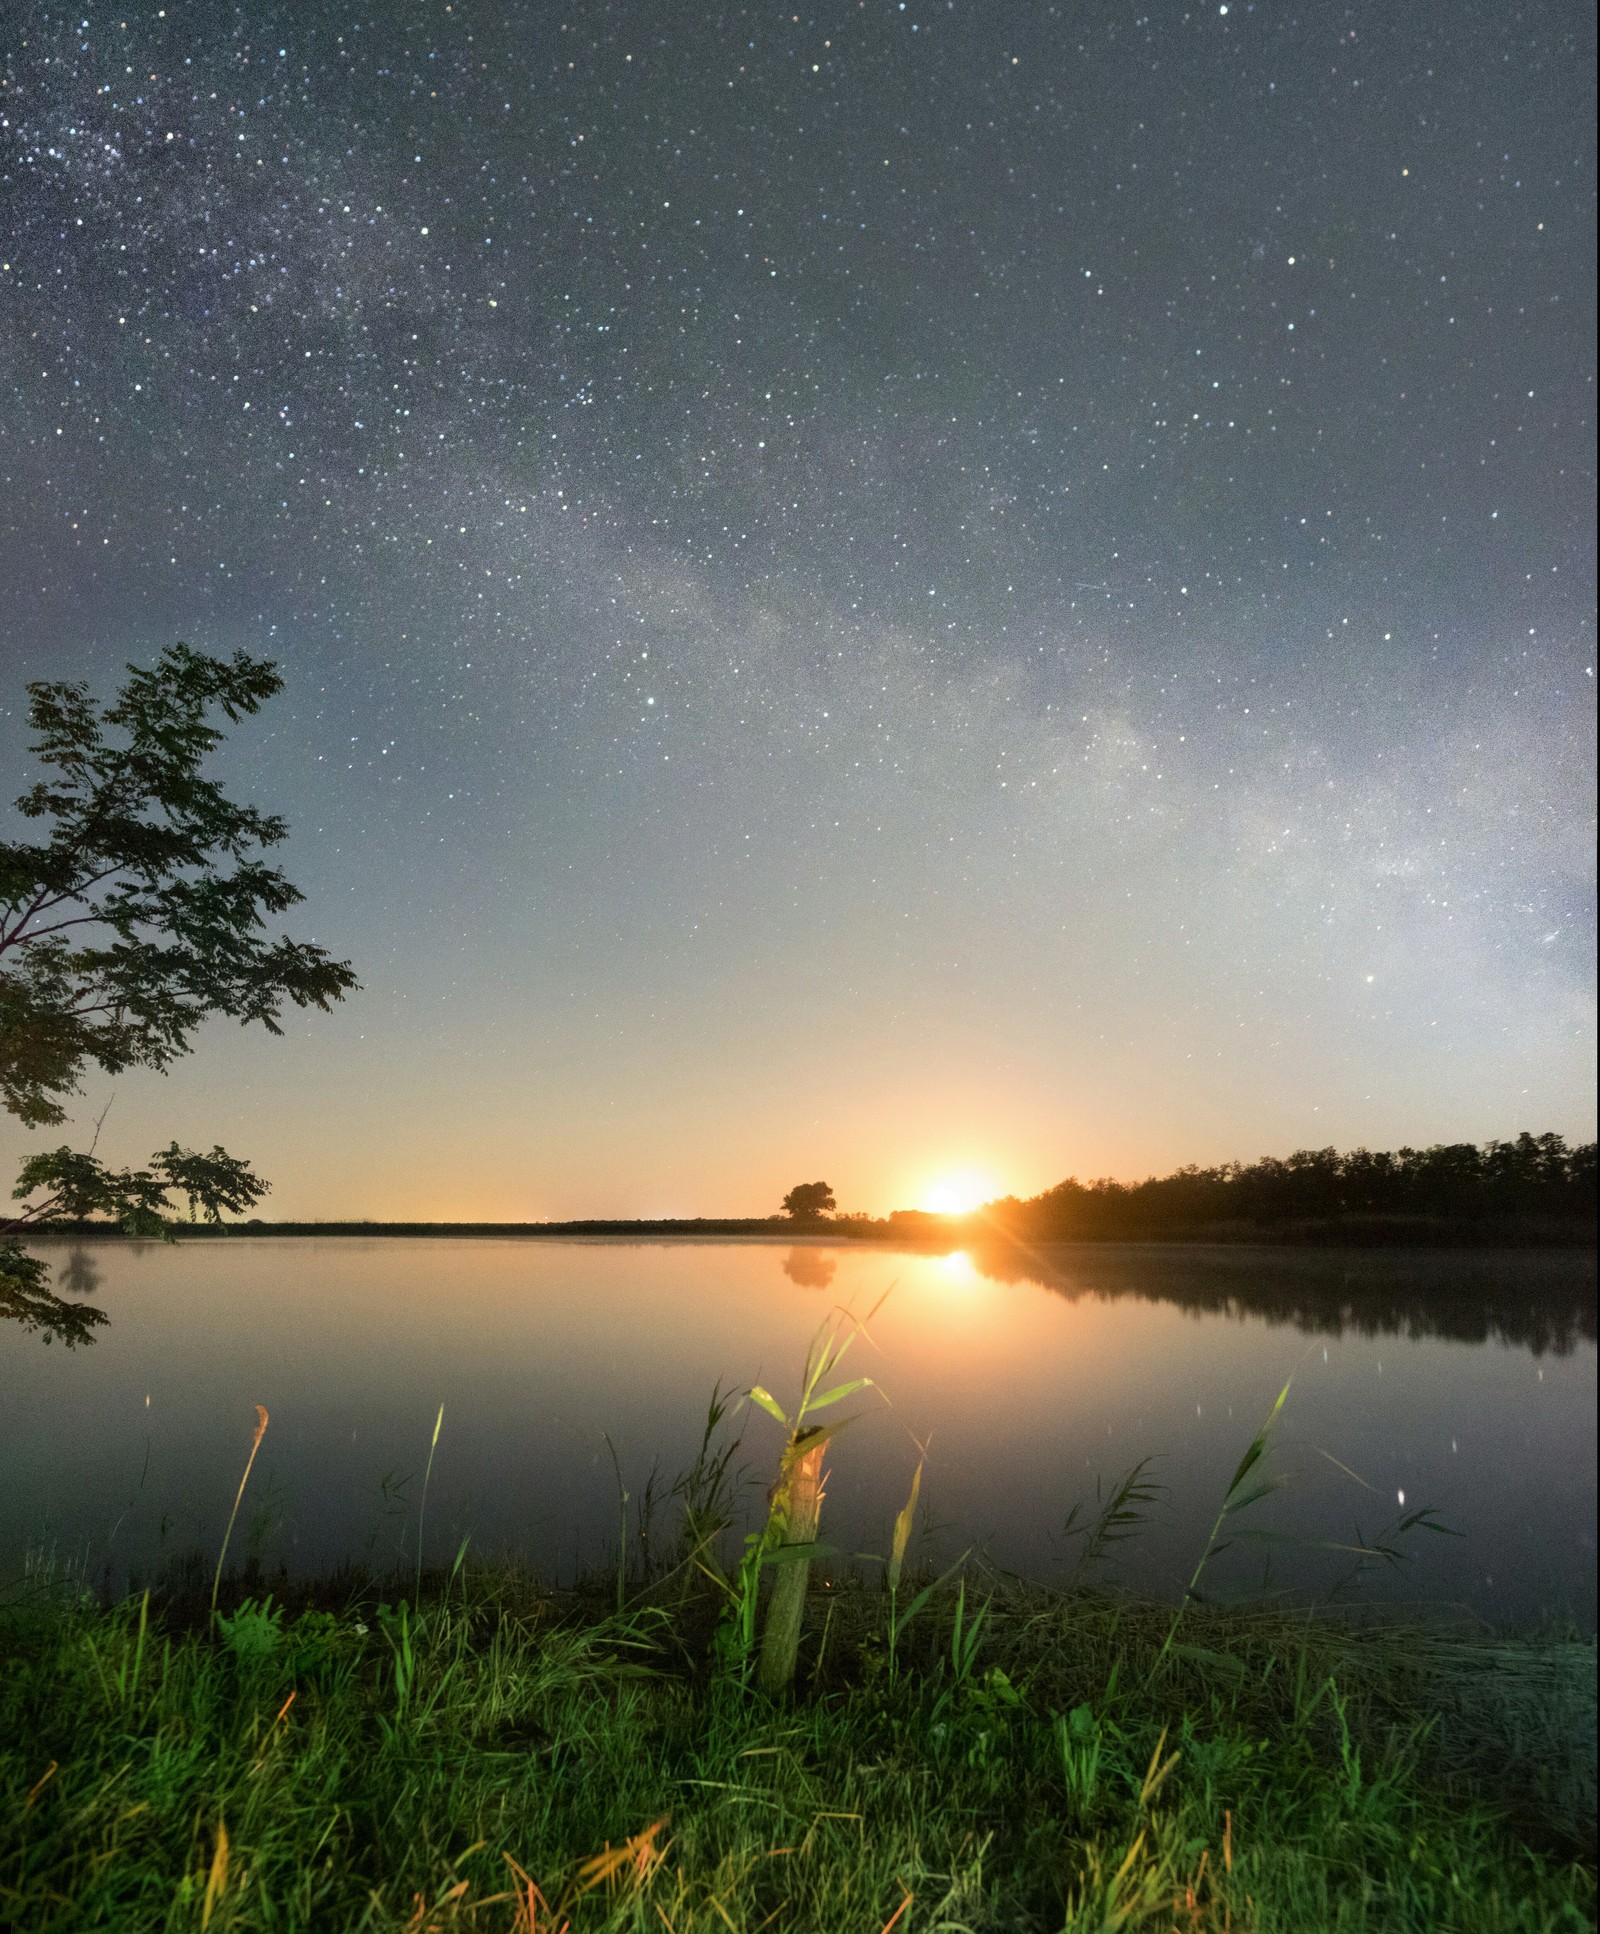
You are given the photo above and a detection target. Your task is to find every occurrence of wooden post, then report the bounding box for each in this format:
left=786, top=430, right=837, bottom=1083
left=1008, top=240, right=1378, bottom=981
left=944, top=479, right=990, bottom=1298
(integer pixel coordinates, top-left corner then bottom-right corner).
left=757, top=1428, right=827, bottom=1694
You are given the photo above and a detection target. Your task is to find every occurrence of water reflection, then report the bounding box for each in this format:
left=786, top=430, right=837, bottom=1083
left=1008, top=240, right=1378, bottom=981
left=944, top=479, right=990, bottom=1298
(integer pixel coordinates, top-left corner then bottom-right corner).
left=3, top=1235, right=1593, bottom=1627
left=56, top=1246, right=104, bottom=1298
left=781, top=1248, right=837, bottom=1290
left=947, top=1238, right=1594, bottom=1355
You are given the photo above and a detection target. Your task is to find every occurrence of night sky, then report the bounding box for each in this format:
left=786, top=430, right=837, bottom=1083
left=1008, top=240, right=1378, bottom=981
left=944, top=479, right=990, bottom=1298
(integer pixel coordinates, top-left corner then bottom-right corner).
left=1, top=2, right=1594, bottom=1219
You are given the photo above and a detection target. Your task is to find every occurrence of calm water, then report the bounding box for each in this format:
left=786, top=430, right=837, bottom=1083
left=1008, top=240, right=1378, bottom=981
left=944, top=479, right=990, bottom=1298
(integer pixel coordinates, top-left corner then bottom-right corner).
left=3, top=1236, right=1594, bottom=1627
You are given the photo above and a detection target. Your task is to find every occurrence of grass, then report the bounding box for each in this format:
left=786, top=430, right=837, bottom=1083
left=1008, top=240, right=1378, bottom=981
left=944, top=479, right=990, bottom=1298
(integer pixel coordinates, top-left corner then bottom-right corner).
left=2, top=1337, right=1593, bottom=1931
left=2, top=1545, right=1594, bottom=1932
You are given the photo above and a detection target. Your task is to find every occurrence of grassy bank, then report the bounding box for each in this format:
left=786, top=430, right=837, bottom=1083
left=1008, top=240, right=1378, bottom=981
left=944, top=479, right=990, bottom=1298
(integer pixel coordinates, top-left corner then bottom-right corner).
left=2, top=1561, right=1594, bottom=1933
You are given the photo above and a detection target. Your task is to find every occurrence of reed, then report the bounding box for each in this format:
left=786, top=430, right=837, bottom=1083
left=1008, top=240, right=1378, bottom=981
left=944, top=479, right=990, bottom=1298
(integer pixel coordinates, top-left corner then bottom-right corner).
left=1062, top=1455, right=1166, bottom=1580
left=884, top=1455, right=921, bottom=1683
left=415, top=1402, right=445, bottom=1607
left=1153, top=1379, right=1288, bottom=1674
left=882, top=1458, right=971, bottom=1688
left=601, top=1433, right=629, bottom=1619
left=744, top=1296, right=884, bottom=1692
left=208, top=1403, right=269, bottom=1622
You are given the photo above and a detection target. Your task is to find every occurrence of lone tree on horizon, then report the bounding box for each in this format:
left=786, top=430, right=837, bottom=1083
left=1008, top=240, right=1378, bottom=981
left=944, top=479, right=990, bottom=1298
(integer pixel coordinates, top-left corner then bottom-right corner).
left=0, top=643, right=359, bottom=1343
left=781, top=1180, right=836, bottom=1220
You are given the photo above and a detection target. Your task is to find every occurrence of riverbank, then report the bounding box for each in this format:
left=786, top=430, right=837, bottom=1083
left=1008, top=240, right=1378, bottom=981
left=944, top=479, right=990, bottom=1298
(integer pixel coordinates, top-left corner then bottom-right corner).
left=32, top=1210, right=1598, bottom=1248
left=2, top=1564, right=1593, bottom=1931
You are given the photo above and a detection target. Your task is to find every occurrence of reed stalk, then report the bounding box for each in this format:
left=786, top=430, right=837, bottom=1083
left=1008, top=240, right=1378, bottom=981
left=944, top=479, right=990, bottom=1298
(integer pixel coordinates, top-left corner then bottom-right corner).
left=756, top=1426, right=827, bottom=1693
left=743, top=1295, right=886, bottom=1690
left=603, top=1433, right=630, bottom=1618
left=1153, top=1379, right=1288, bottom=1674
left=209, top=1404, right=269, bottom=1622
left=416, top=1403, right=445, bottom=1608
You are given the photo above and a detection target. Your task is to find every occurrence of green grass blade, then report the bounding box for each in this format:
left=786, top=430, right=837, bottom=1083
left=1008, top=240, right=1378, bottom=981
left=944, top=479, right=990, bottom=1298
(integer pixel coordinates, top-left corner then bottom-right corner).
left=747, top=1386, right=789, bottom=1425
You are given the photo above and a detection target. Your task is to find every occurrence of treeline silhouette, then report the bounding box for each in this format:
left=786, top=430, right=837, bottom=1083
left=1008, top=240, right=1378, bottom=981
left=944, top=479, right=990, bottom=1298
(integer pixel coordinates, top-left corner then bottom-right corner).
left=943, top=1132, right=1596, bottom=1245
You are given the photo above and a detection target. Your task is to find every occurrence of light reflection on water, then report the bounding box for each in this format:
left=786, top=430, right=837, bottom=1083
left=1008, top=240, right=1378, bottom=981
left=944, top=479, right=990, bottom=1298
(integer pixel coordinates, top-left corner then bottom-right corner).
left=2, top=1236, right=1593, bottom=1627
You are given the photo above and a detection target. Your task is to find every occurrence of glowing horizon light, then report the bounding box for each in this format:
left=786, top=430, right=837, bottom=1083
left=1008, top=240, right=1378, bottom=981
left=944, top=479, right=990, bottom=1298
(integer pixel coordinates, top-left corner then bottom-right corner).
left=919, top=1170, right=1001, bottom=1216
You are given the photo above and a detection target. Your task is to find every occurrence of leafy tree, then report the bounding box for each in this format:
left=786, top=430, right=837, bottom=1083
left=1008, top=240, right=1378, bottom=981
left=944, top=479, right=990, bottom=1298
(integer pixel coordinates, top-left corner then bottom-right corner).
left=781, top=1180, right=836, bottom=1220
left=0, top=644, right=358, bottom=1342
left=983, top=1133, right=1596, bottom=1241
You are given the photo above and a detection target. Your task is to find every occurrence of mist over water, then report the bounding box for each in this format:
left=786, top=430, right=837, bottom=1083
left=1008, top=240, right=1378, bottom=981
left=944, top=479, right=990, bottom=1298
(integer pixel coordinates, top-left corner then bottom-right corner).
left=4, top=1237, right=1593, bottom=1628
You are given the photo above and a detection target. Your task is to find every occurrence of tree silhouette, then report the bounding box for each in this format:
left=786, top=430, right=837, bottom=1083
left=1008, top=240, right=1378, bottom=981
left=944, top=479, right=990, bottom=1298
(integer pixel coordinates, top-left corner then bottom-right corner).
left=781, top=1180, right=836, bottom=1220
left=980, top=1133, right=1595, bottom=1242
left=0, top=643, right=359, bottom=1342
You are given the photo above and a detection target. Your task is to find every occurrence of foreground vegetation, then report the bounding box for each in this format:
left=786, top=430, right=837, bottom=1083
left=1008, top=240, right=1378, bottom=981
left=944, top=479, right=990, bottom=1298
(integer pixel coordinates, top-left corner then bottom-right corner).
left=2, top=1556, right=1594, bottom=1933
left=4, top=1326, right=1594, bottom=1929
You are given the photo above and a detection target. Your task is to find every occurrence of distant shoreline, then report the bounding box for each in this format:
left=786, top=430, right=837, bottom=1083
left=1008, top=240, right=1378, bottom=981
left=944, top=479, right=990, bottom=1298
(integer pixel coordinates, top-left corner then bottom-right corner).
left=27, top=1213, right=1597, bottom=1249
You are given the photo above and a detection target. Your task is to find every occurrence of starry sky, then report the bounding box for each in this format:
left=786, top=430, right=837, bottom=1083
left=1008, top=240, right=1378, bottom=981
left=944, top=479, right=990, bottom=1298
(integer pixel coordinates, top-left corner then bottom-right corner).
left=1, top=1, right=1594, bottom=1220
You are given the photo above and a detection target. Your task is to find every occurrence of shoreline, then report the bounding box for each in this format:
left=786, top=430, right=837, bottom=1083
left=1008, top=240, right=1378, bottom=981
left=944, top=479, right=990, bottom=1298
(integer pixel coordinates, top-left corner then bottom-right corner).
left=25, top=1214, right=1598, bottom=1249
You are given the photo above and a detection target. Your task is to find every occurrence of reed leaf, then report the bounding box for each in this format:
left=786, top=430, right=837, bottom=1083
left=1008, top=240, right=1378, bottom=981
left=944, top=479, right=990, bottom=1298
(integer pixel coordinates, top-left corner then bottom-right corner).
left=1153, top=1379, right=1291, bottom=1672
left=1063, top=1456, right=1166, bottom=1580
left=806, top=1375, right=874, bottom=1411
left=887, top=1461, right=923, bottom=1598
left=416, top=1402, right=444, bottom=1608
left=209, top=1404, right=268, bottom=1622
left=747, top=1385, right=788, bottom=1425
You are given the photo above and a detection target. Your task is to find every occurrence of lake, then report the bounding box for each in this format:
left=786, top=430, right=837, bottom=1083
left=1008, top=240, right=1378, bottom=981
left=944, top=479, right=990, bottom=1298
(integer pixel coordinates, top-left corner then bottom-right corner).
left=3, top=1236, right=1594, bottom=1628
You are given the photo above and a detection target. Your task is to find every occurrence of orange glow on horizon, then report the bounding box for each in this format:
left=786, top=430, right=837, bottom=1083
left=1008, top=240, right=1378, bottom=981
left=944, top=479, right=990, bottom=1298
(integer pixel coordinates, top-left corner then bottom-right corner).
left=918, top=1170, right=1002, bottom=1216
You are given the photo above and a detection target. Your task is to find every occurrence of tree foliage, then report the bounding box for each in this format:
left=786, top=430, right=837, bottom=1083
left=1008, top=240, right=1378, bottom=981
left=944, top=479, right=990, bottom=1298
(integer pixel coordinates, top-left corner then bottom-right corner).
left=0, top=642, right=358, bottom=1127
left=0, top=643, right=358, bottom=1342
left=781, top=1180, right=836, bottom=1220
left=12, top=1142, right=270, bottom=1233
left=976, top=1133, right=1597, bottom=1241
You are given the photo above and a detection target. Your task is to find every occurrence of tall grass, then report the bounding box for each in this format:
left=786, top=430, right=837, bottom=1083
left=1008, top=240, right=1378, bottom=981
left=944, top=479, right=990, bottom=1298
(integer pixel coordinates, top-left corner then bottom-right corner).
left=208, top=1403, right=268, bottom=1621
left=2, top=1348, right=1593, bottom=1929
left=416, top=1401, right=445, bottom=1607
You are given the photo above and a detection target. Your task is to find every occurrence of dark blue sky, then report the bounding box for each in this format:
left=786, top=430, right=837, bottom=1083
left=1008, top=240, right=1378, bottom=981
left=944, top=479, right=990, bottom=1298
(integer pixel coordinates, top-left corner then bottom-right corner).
left=1, top=1, right=1593, bottom=1216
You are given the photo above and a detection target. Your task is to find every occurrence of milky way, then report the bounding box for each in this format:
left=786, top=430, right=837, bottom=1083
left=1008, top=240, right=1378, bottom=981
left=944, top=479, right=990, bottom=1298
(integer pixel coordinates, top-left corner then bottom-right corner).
left=1, top=2, right=1593, bottom=1216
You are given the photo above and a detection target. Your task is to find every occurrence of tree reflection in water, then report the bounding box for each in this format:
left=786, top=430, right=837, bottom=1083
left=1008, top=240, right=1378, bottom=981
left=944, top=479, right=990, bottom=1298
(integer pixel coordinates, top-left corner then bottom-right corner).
left=781, top=1248, right=838, bottom=1291
left=55, top=1246, right=104, bottom=1299
left=957, top=1238, right=1596, bottom=1356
